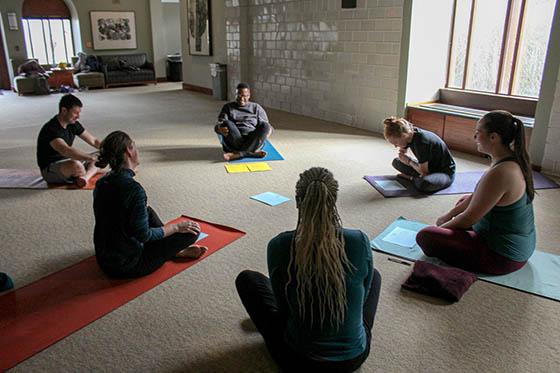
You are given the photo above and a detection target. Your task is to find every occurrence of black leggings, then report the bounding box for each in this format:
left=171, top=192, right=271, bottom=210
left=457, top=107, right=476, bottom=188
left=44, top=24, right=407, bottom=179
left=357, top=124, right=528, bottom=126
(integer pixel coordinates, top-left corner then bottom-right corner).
left=235, top=269, right=382, bottom=373
left=392, top=158, right=454, bottom=193
left=104, top=207, right=199, bottom=278
left=220, top=119, right=271, bottom=156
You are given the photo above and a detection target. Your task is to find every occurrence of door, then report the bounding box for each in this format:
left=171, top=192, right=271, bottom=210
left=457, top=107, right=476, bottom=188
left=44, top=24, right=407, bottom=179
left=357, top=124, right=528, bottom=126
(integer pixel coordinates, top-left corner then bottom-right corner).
left=0, top=21, right=11, bottom=90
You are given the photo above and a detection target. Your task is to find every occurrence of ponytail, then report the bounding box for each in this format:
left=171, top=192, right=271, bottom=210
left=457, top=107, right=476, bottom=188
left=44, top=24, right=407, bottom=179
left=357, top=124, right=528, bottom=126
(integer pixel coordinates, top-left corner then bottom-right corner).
left=512, top=118, right=534, bottom=201
left=97, top=131, right=133, bottom=173
left=481, top=110, right=534, bottom=201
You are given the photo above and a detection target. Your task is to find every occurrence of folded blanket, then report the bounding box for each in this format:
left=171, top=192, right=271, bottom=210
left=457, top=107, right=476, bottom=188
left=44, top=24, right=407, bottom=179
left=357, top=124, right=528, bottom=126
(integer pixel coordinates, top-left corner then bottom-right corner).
left=402, top=260, right=477, bottom=302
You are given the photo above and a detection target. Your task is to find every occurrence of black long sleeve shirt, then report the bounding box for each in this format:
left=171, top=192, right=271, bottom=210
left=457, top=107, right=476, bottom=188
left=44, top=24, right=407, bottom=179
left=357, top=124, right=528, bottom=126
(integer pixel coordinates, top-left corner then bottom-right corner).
left=93, top=169, right=163, bottom=273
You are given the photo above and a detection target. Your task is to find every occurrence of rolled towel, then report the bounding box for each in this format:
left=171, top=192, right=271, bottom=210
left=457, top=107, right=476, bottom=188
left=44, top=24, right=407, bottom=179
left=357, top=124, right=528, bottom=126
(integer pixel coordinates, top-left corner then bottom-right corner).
left=402, top=260, right=477, bottom=302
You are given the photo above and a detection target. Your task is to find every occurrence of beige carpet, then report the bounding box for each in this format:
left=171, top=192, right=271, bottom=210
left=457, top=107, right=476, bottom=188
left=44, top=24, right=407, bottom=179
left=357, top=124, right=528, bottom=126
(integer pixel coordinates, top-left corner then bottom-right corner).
left=1, top=84, right=559, bottom=372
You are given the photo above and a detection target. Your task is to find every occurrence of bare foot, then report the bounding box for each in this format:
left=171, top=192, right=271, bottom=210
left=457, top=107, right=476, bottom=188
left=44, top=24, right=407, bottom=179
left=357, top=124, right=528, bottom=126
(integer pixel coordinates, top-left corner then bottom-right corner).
left=75, top=177, right=87, bottom=188
left=175, top=245, right=208, bottom=260
left=249, top=150, right=267, bottom=158
left=396, top=173, right=413, bottom=181
left=224, top=152, right=242, bottom=161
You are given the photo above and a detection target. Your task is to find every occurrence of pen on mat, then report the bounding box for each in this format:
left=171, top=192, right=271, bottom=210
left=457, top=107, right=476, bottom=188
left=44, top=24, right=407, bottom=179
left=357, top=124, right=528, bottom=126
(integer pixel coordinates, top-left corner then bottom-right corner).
left=387, top=257, right=411, bottom=266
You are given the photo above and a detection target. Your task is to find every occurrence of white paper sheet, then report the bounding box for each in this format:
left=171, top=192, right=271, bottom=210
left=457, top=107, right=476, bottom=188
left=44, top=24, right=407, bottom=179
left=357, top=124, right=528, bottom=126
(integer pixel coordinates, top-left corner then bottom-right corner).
left=382, top=226, right=417, bottom=248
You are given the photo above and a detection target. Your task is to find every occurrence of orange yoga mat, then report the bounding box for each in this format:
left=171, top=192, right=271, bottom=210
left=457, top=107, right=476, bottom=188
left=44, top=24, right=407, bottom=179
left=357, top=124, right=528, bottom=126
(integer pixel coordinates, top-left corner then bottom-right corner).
left=0, top=215, right=245, bottom=370
left=0, top=169, right=102, bottom=190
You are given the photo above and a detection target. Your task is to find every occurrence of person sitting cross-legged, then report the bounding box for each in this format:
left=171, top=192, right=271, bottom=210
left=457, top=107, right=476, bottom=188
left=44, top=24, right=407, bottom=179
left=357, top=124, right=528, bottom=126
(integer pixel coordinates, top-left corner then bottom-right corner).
left=384, top=116, right=456, bottom=193
left=93, top=131, right=207, bottom=278
left=215, top=82, right=273, bottom=161
left=36, top=94, right=102, bottom=188
left=236, top=167, right=382, bottom=372
left=416, top=110, right=535, bottom=275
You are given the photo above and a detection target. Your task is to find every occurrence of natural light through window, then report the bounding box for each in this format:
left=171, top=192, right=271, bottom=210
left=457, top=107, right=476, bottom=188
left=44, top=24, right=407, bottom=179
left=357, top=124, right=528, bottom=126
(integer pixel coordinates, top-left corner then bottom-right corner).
left=514, top=0, right=556, bottom=96
left=23, top=18, right=75, bottom=65
left=447, top=0, right=556, bottom=98
left=465, top=0, right=508, bottom=92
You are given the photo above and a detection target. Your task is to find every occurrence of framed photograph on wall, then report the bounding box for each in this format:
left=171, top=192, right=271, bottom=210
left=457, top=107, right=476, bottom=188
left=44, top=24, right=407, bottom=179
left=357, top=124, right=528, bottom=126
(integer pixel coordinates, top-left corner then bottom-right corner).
left=187, top=0, right=212, bottom=56
left=90, top=11, right=137, bottom=50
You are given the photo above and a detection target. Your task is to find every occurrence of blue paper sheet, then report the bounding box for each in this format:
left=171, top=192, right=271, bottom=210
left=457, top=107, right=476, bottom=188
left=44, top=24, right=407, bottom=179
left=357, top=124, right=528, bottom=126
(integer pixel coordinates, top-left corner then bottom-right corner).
left=229, top=140, right=284, bottom=163
left=377, top=179, right=407, bottom=191
left=250, top=192, right=290, bottom=206
left=371, top=217, right=560, bottom=302
left=196, top=232, right=208, bottom=242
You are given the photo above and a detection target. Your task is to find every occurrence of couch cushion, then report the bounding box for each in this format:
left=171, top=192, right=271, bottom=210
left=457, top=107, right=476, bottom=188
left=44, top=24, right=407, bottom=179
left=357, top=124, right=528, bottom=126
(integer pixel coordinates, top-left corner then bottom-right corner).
left=73, top=72, right=105, bottom=88
left=105, top=69, right=155, bottom=84
left=98, top=54, right=148, bottom=70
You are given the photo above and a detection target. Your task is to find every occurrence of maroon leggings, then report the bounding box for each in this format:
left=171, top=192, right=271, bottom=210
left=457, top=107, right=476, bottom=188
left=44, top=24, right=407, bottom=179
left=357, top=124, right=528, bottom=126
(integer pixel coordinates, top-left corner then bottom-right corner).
left=416, top=226, right=527, bottom=275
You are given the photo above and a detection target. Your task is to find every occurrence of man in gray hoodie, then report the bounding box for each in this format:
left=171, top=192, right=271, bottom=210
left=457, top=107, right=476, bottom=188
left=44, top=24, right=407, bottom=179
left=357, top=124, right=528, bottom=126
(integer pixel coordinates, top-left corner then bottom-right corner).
left=215, top=83, right=273, bottom=161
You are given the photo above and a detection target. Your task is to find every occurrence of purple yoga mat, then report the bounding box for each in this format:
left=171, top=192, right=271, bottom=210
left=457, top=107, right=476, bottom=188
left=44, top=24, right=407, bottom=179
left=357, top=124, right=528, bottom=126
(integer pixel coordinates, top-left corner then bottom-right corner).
left=364, top=171, right=559, bottom=198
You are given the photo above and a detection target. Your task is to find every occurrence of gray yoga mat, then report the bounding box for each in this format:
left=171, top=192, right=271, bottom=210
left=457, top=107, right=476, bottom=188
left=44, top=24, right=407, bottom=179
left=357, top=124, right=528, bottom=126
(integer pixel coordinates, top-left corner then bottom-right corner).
left=364, top=171, right=559, bottom=198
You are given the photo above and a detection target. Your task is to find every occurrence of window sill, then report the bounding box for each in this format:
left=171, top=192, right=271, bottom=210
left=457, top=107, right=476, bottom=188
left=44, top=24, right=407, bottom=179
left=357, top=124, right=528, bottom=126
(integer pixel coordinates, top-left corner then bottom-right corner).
left=408, top=102, right=534, bottom=128
left=439, top=88, right=537, bottom=118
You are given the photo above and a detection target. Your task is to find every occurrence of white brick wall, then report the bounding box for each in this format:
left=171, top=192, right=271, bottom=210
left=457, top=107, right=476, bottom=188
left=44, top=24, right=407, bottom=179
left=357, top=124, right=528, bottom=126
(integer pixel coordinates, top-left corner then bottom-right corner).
left=542, top=67, right=560, bottom=176
left=226, top=0, right=404, bottom=132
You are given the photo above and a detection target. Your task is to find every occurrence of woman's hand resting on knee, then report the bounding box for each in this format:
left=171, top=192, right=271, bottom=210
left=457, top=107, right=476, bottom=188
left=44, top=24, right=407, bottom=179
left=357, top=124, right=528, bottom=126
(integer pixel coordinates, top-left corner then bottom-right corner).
left=175, top=220, right=201, bottom=235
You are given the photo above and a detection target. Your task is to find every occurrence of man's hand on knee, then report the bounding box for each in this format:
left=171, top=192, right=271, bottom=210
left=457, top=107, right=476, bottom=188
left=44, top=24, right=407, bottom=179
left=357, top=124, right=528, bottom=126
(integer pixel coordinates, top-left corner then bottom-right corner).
left=215, top=124, right=229, bottom=136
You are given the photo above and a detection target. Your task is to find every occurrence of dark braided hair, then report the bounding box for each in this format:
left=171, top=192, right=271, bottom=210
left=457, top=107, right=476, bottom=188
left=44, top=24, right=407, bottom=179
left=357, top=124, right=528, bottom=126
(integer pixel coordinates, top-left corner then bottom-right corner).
left=96, top=131, right=133, bottom=172
left=481, top=110, right=534, bottom=201
left=287, top=167, right=352, bottom=330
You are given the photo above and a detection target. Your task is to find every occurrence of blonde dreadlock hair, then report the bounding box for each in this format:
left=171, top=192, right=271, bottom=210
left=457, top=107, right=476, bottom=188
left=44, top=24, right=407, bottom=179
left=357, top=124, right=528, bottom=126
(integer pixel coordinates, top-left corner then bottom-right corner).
left=287, top=167, right=353, bottom=330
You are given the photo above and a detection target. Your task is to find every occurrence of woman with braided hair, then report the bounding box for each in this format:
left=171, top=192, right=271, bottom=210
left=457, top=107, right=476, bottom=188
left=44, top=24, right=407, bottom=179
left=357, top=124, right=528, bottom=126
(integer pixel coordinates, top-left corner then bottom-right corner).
left=236, top=167, right=381, bottom=372
left=93, top=131, right=207, bottom=278
left=417, top=110, right=536, bottom=275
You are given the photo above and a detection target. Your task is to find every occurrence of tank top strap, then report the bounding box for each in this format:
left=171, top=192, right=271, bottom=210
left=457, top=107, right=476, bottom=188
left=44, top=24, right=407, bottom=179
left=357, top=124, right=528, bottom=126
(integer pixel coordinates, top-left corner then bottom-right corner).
left=492, top=156, right=517, bottom=168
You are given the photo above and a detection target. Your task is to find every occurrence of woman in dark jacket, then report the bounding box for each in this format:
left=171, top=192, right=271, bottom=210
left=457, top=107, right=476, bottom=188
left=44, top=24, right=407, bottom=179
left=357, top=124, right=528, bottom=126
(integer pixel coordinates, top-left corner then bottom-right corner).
left=93, top=131, right=206, bottom=278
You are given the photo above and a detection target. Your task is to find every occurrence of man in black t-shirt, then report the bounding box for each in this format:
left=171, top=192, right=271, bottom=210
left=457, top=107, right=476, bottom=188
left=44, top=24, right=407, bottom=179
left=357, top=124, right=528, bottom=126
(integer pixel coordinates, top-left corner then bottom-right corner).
left=37, top=94, right=102, bottom=187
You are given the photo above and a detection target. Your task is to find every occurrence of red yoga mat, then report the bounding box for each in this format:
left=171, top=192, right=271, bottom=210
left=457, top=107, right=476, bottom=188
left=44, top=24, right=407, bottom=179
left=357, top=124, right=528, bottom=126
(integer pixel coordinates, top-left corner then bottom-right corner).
left=0, top=215, right=245, bottom=370
left=0, top=169, right=102, bottom=190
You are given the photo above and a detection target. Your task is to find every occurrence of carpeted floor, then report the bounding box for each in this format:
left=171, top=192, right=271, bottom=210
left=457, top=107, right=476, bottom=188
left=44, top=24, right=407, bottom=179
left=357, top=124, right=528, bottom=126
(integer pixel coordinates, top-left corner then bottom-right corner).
left=1, top=83, right=559, bottom=372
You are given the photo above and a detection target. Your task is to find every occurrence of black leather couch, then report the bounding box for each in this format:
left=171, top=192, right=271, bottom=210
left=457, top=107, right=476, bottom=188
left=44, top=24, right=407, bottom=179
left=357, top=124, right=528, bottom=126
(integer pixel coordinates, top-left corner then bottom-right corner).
left=97, top=53, right=156, bottom=87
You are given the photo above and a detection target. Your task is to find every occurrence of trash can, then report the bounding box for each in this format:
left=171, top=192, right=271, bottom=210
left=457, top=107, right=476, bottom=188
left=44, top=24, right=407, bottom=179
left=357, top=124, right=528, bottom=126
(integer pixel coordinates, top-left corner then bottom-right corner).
left=166, top=54, right=182, bottom=82
left=210, top=63, right=227, bottom=100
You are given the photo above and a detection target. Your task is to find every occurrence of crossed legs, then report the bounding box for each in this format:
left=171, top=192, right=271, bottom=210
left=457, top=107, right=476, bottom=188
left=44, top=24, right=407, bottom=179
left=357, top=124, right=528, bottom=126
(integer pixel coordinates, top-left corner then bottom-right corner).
left=219, top=120, right=272, bottom=161
left=42, top=158, right=99, bottom=188
left=235, top=269, right=382, bottom=372
left=392, top=158, right=454, bottom=193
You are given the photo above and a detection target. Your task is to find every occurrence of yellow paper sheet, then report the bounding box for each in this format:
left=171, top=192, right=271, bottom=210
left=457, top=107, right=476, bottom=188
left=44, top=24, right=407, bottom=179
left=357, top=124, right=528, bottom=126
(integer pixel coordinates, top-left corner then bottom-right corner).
left=225, top=164, right=250, bottom=173
left=247, top=162, right=272, bottom=172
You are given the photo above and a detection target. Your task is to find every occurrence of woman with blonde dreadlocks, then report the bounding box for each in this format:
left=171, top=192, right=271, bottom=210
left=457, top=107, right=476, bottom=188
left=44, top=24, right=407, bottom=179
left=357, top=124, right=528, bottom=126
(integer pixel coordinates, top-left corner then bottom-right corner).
left=236, top=167, right=381, bottom=372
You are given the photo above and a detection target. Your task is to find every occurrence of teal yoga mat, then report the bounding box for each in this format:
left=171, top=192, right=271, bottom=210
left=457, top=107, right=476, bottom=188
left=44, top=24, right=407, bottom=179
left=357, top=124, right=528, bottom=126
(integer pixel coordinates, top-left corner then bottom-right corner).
left=371, top=217, right=560, bottom=302
left=229, top=140, right=284, bottom=163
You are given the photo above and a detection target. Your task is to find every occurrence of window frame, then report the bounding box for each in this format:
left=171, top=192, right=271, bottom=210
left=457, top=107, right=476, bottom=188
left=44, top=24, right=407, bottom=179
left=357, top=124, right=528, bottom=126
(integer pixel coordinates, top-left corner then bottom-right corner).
left=22, top=17, right=75, bottom=65
left=445, top=0, right=549, bottom=99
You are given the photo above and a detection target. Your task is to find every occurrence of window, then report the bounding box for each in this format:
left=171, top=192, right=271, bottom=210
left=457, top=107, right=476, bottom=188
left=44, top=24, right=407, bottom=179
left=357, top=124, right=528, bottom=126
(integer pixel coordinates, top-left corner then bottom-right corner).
left=446, top=0, right=556, bottom=98
left=22, top=18, right=75, bottom=65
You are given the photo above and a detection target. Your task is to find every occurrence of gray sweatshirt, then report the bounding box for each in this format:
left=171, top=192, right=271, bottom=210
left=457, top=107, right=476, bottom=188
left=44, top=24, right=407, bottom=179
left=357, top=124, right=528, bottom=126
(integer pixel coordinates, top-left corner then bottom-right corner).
left=218, top=101, right=270, bottom=135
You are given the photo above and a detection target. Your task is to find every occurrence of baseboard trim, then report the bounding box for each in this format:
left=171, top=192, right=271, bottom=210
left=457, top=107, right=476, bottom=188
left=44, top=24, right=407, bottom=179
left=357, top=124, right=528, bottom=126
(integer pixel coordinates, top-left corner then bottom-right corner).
left=183, top=83, right=212, bottom=95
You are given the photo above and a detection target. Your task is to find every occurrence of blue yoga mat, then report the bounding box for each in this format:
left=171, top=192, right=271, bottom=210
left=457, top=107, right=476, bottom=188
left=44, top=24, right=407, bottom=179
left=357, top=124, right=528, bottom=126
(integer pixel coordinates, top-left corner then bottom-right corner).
left=229, top=140, right=284, bottom=163
left=371, top=217, right=560, bottom=302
